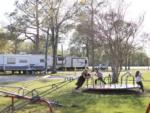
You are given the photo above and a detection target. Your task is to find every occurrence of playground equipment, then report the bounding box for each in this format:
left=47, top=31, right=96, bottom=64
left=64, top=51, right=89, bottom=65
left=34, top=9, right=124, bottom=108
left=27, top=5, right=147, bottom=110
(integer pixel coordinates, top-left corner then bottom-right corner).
left=0, top=85, right=30, bottom=96
left=0, top=91, right=53, bottom=113
left=84, top=72, right=140, bottom=92
left=0, top=77, right=76, bottom=113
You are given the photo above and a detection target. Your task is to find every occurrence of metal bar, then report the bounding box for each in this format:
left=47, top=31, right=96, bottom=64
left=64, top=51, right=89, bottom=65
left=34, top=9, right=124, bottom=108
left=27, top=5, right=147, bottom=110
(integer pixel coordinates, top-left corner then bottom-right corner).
left=0, top=77, right=75, bottom=113
left=86, top=79, right=88, bottom=88
left=11, top=97, right=15, bottom=112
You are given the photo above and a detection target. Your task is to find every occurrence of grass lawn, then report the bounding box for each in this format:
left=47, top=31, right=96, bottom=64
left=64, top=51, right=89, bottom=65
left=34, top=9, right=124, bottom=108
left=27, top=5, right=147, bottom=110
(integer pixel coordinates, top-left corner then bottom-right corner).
left=0, top=70, right=150, bottom=113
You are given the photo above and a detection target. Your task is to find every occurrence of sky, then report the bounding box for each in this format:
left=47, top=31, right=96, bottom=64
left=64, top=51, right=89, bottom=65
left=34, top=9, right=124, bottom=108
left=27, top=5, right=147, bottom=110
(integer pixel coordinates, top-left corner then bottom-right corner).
left=124, top=0, right=150, bottom=56
left=0, top=0, right=15, bottom=26
left=0, top=0, right=150, bottom=55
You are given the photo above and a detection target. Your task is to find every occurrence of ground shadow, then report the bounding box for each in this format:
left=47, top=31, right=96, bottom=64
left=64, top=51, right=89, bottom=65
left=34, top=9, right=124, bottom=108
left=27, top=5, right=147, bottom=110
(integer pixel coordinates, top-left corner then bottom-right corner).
left=82, top=88, right=142, bottom=95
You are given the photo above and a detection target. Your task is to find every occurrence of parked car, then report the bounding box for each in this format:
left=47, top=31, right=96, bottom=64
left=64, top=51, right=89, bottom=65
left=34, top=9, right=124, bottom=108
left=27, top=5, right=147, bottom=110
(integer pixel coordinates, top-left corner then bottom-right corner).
left=94, top=64, right=101, bottom=69
left=100, top=64, right=108, bottom=70
left=94, top=64, right=108, bottom=70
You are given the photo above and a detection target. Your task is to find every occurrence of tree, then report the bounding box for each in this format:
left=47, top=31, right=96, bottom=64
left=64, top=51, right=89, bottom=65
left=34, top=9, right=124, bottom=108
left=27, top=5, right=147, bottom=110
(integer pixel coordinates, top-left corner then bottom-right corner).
left=41, top=0, right=79, bottom=73
left=6, top=24, right=25, bottom=53
left=7, top=0, right=43, bottom=54
left=70, top=26, right=105, bottom=65
left=96, top=0, right=143, bottom=83
left=81, top=0, right=104, bottom=70
left=69, top=20, right=91, bottom=58
left=0, top=31, right=9, bottom=53
left=70, top=0, right=104, bottom=66
left=0, top=28, right=23, bottom=53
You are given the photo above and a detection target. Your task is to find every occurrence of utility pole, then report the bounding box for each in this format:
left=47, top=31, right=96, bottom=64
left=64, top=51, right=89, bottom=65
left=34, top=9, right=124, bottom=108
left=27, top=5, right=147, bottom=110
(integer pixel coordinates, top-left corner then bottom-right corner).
left=35, top=0, right=40, bottom=54
left=61, top=43, right=64, bottom=68
left=45, top=28, right=49, bottom=74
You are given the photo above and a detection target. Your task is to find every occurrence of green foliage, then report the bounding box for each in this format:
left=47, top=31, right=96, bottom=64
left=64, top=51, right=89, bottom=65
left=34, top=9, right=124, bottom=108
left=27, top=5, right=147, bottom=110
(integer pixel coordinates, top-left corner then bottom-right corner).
left=130, top=52, right=149, bottom=66
left=0, top=31, right=11, bottom=53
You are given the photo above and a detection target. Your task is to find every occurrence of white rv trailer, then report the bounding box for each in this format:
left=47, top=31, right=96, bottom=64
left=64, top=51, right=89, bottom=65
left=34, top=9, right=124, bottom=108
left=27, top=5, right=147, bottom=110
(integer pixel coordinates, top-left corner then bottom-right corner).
left=29, top=55, right=52, bottom=71
left=55, top=56, right=88, bottom=69
left=3, top=54, right=30, bottom=71
left=0, top=54, right=52, bottom=73
left=64, top=56, right=88, bottom=69
left=0, top=54, right=88, bottom=73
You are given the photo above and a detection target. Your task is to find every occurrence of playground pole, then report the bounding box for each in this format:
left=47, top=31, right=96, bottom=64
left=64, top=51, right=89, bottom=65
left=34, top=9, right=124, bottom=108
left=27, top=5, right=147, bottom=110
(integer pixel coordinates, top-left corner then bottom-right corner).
left=74, top=67, right=77, bottom=76
left=11, top=97, right=15, bottom=111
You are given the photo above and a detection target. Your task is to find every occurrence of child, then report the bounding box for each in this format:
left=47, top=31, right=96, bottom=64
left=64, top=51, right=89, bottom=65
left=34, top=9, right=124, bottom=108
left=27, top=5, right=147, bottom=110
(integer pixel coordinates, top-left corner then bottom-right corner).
left=75, top=69, right=91, bottom=90
left=95, top=69, right=106, bottom=85
left=135, top=71, right=144, bottom=92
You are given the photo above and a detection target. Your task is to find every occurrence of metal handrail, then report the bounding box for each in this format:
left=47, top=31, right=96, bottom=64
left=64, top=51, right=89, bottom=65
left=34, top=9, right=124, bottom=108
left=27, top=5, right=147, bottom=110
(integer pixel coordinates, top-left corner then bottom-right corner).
left=125, top=75, right=135, bottom=88
left=86, top=77, right=94, bottom=88
left=120, top=72, right=132, bottom=86
left=104, top=74, right=112, bottom=86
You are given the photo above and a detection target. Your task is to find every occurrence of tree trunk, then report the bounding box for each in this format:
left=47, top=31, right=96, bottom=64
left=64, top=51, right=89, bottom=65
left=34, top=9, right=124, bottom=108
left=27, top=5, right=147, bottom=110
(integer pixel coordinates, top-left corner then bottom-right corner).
left=52, top=44, right=57, bottom=73
left=86, top=40, right=89, bottom=59
left=127, top=57, right=130, bottom=70
left=34, top=0, right=40, bottom=54
left=51, top=26, right=56, bottom=73
left=45, top=28, right=49, bottom=74
left=91, top=0, right=95, bottom=71
left=14, top=40, right=18, bottom=54
left=111, top=58, right=121, bottom=83
left=51, top=28, right=59, bottom=73
left=125, top=57, right=127, bottom=71
left=111, top=66, right=119, bottom=83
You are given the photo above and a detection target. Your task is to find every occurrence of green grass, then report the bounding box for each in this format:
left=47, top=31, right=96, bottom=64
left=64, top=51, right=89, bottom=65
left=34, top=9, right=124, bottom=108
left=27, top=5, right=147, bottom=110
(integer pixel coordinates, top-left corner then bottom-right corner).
left=0, top=70, right=150, bottom=113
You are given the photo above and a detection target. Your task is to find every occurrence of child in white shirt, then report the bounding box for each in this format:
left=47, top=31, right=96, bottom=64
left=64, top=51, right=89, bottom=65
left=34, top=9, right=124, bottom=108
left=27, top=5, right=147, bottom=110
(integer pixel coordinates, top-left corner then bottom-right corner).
left=135, top=71, right=144, bottom=92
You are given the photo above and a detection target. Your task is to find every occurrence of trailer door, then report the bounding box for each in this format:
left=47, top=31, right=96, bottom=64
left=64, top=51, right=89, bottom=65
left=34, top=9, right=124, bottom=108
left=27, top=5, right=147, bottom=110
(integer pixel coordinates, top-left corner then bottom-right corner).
left=0, top=55, right=4, bottom=70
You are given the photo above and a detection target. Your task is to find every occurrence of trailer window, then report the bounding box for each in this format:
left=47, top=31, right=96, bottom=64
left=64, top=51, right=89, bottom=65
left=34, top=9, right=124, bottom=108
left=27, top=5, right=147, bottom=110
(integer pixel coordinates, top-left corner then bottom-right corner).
left=57, top=57, right=64, bottom=61
left=19, top=60, right=27, bottom=63
left=7, top=58, right=16, bottom=64
left=40, top=59, right=45, bottom=63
